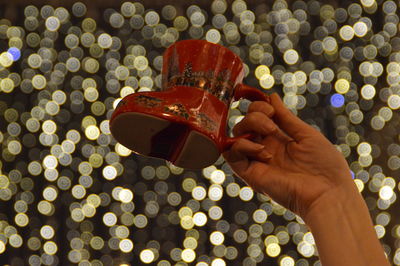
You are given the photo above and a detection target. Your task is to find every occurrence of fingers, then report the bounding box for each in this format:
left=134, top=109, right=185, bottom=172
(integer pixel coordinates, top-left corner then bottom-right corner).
left=247, top=101, right=275, bottom=117
left=222, top=138, right=273, bottom=175
left=234, top=100, right=295, bottom=143
left=233, top=112, right=278, bottom=137
left=269, top=93, right=316, bottom=142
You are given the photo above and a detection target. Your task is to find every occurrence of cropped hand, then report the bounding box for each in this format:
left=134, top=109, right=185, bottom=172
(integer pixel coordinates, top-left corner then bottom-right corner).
left=223, top=93, right=355, bottom=218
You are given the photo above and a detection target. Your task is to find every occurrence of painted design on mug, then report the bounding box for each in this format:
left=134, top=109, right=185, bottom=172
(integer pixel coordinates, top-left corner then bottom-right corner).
left=165, top=47, right=235, bottom=105
left=134, top=95, right=163, bottom=108
left=164, top=103, right=190, bottom=119
left=197, top=113, right=217, bottom=132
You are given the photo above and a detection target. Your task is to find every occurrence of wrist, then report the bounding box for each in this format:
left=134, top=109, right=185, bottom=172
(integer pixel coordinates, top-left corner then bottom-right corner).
left=303, top=180, right=363, bottom=228
left=302, top=179, right=389, bottom=266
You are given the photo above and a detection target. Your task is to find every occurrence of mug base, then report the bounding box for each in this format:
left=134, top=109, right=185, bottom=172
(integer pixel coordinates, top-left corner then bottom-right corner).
left=175, top=130, right=220, bottom=169
left=110, top=112, right=220, bottom=169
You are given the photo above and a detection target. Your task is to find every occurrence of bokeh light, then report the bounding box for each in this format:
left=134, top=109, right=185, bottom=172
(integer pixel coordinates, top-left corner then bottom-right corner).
left=0, top=0, right=398, bottom=265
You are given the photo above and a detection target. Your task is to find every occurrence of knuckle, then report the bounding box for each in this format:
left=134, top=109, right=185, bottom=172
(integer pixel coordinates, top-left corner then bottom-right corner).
left=247, top=101, right=262, bottom=113
left=240, top=112, right=271, bottom=134
left=248, top=102, right=275, bottom=117
left=252, top=112, right=271, bottom=126
left=247, top=112, right=262, bottom=123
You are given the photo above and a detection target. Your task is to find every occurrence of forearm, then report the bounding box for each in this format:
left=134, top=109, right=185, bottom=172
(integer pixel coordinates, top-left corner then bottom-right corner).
left=304, top=182, right=389, bottom=266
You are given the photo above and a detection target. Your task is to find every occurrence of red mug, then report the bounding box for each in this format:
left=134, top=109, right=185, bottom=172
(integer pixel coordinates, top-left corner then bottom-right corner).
left=110, top=39, right=270, bottom=169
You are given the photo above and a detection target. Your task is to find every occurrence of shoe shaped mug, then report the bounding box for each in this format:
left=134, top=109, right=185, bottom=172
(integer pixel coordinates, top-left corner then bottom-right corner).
left=110, top=39, right=270, bottom=169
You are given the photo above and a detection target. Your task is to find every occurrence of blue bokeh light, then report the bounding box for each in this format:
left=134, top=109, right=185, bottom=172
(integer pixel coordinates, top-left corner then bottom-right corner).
left=330, top=93, right=345, bottom=108
left=350, top=170, right=355, bottom=179
left=7, top=47, right=21, bottom=61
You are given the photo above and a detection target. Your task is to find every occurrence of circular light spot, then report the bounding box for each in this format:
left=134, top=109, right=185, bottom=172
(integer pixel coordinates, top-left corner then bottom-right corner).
left=0, top=241, right=5, bottom=254
left=206, top=29, right=221, bottom=43
left=0, top=52, right=13, bottom=67
left=193, top=212, right=207, bottom=226
left=353, top=21, right=368, bottom=37
left=192, top=186, right=207, bottom=200
left=388, top=95, right=400, bottom=109
left=43, top=186, right=58, bottom=201
left=210, top=231, right=224, bottom=245
left=32, top=75, right=46, bottom=90
left=9, top=234, right=23, bottom=248
left=239, top=186, right=254, bottom=201
left=208, top=184, right=223, bottom=201
left=134, top=56, right=148, bottom=71
left=98, top=33, right=112, bottom=49
left=334, top=79, right=350, bottom=94
left=119, top=239, right=134, bottom=253
left=119, top=189, right=134, bottom=203
left=211, top=258, right=226, bottom=266
left=45, top=16, right=60, bottom=31
left=7, top=47, right=20, bottom=61
left=140, top=249, right=155, bottom=264
left=208, top=206, right=223, bottom=220
left=379, top=185, right=393, bottom=200
left=15, top=213, right=29, bottom=227
left=280, top=256, right=295, bottom=266
left=283, top=49, right=299, bottom=65
left=43, top=241, right=57, bottom=255
left=40, top=225, right=55, bottom=239
left=103, top=212, right=117, bottom=226
left=361, top=84, right=375, bottom=100
left=85, top=125, right=100, bottom=140
left=339, top=25, right=354, bottom=41
left=266, top=243, right=281, bottom=257
left=253, top=209, right=268, bottom=223
left=259, top=74, right=275, bottom=89
left=182, top=248, right=196, bottom=263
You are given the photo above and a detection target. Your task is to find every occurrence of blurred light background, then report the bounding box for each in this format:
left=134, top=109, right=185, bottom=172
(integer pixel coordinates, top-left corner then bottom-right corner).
left=0, top=0, right=399, bottom=265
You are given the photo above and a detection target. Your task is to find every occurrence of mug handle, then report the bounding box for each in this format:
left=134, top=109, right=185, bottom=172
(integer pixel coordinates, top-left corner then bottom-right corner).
left=222, top=84, right=271, bottom=150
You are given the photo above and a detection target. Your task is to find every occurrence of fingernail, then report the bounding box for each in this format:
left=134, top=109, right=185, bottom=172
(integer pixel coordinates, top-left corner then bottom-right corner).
left=253, top=143, right=265, bottom=150
left=258, top=150, right=273, bottom=160
left=267, top=109, right=275, bottom=117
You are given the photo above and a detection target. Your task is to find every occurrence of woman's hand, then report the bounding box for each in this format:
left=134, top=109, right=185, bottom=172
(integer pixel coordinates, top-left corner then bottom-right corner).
left=223, top=93, right=355, bottom=219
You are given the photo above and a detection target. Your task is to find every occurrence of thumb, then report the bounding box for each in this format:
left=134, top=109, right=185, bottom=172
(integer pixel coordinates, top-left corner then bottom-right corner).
left=269, top=93, right=315, bottom=142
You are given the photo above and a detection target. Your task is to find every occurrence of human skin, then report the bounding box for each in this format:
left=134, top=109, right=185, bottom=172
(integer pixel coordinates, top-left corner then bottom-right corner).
left=222, top=93, right=390, bottom=266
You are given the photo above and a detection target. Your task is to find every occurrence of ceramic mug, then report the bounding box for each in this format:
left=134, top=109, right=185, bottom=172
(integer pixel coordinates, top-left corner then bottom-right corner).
left=110, top=39, right=270, bottom=169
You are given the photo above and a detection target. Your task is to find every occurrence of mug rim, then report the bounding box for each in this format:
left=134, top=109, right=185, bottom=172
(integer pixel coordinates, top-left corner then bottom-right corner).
left=166, top=39, right=243, bottom=64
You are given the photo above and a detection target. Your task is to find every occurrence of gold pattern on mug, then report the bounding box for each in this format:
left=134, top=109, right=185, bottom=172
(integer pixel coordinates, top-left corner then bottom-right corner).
left=167, top=61, right=235, bottom=105
left=134, top=95, right=163, bottom=108
left=164, top=103, right=190, bottom=119
left=196, top=113, right=217, bottom=132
